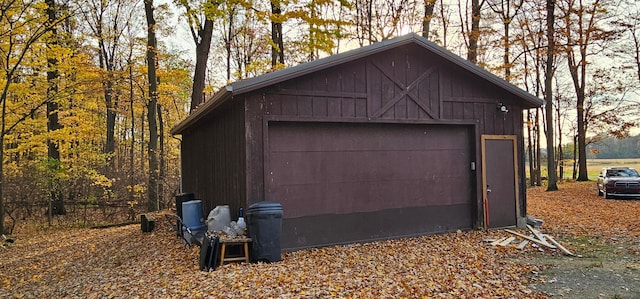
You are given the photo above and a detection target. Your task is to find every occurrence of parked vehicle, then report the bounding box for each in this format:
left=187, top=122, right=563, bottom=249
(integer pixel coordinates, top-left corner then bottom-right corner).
left=596, top=167, right=640, bottom=199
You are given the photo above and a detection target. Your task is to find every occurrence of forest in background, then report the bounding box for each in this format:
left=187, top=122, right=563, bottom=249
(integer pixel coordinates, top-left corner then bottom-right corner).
left=586, top=134, right=640, bottom=159
left=2, top=0, right=640, bottom=234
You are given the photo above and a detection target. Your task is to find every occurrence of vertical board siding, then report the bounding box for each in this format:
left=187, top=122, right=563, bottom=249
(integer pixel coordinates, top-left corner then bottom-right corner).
left=268, top=122, right=475, bottom=248
left=281, top=95, right=298, bottom=115
left=181, top=101, right=246, bottom=216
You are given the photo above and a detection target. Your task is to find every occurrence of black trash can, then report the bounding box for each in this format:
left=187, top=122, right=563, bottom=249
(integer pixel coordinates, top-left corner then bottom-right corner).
left=247, top=201, right=283, bottom=262
left=175, top=193, right=194, bottom=236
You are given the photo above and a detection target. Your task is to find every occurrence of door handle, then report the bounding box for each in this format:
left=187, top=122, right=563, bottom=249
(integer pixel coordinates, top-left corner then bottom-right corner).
left=487, top=185, right=491, bottom=193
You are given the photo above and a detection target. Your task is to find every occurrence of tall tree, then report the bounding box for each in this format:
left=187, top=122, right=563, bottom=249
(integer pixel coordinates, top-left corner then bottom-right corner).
left=559, top=0, right=617, bottom=181
left=517, top=0, right=546, bottom=186
left=175, top=0, right=215, bottom=110
left=437, top=0, right=452, bottom=47
left=422, top=0, right=436, bottom=39
left=45, top=0, right=66, bottom=217
left=223, top=2, right=237, bottom=81
left=545, top=0, right=558, bottom=191
left=487, top=0, right=524, bottom=80
left=617, top=1, right=640, bottom=84
left=351, top=0, right=413, bottom=46
left=77, top=0, right=136, bottom=166
left=633, top=19, right=640, bottom=84
left=230, top=9, right=271, bottom=80
left=468, top=0, right=485, bottom=63
left=353, top=0, right=374, bottom=46
left=0, top=0, right=65, bottom=234
left=271, top=0, right=285, bottom=66
left=144, top=0, right=159, bottom=212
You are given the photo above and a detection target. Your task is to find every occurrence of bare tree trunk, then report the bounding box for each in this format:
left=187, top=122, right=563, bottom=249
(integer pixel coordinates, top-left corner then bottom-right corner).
left=557, top=93, right=563, bottom=180
left=576, top=101, right=588, bottom=181
left=527, top=114, right=534, bottom=184
left=545, top=0, right=558, bottom=191
left=144, top=0, right=159, bottom=212
left=467, top=0, right=484, bottom=63
left=367, top=0, right=373, bottom=44
left=535, top=108, right=541, bottom=186
left=46, top=0, right=66, bottom=217
left=158, top=103, right=165, bottom=209
left=572, top=134, right=578, bottom=179
left=128, top=51, right=135, bottom=186
left=439, top=0, right=449, bottom=47
left=226, top=8, right=234, bottom=81
left=487, top=0, right=524, bottom=80
left=503, top=22, right=510, bottom=79
left=190, top=18, right=213, bottom=110
left=104, top=84, right=117, bottom=158
left=0, top=131, right=4, bottom=234
left=422, top=0, right=436, bottom=39
left=271, top=1, right=285, bottom=66
left=140, top=113, right=145, bottom=172
left=104, top=67, right=118, bottom=165
left=634, top=30, right=640, bottom=82
left=628, top=12, right=640, bottom=85
left=527, top=110, right=535, bottom=186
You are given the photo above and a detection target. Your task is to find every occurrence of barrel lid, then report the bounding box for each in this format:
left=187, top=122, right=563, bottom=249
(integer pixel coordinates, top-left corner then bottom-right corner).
left=248, top=201, right=282, bottom=211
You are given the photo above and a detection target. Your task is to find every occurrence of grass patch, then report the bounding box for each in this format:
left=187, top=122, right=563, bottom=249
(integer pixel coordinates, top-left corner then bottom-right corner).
left=527, top=158, right=640, bottom=181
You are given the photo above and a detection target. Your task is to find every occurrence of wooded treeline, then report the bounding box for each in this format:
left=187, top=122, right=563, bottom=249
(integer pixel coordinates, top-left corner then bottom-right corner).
left=1, top=0, right=639, bottom=234
left=586, top=134, right=640, bottom=159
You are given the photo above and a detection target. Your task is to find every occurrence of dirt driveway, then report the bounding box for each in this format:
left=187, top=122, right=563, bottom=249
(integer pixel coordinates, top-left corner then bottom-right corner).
left=523, top=181, right=640, bottom=298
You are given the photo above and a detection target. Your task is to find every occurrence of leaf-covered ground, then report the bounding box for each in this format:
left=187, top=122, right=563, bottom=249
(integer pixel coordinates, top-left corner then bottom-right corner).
left=527, top=181, right=640, bottom=242
left=2, top=181, right=638, bottom=298
left=524, top=181, right=640, bottom=298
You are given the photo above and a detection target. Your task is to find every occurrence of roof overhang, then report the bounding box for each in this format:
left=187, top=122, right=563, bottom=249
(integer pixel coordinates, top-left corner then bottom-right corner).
left=170, top=85, right=232, bottom=134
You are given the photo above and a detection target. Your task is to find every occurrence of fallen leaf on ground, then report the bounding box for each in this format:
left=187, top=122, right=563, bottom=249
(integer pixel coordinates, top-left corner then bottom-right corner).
left=3, top=181, right=637, bottom=298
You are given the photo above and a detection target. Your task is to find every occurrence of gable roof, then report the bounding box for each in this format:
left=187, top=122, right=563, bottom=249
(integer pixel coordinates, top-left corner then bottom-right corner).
left=172, top=33, right=544, bottom=134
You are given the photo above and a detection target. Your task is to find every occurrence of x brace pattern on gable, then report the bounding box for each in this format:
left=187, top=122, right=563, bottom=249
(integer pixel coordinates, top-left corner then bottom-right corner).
left=369, top=59, right=440, bottom=120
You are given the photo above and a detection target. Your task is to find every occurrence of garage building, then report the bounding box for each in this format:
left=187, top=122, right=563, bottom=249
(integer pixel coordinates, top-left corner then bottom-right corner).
left=171, top=33, right=544, bottom=250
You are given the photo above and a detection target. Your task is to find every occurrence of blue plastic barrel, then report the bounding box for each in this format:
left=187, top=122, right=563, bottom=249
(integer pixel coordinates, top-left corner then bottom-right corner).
left=182, top=200, right=205, bottom=230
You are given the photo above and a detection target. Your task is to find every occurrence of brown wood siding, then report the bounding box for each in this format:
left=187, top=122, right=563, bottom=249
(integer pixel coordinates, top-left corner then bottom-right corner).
left=260, top=44, right=525, bottom=138
left=245, top=94, right=267, bottom=206
left=367, top=45, right=441, bottom=121
left=265, top=61, right=368, bottom=119
left=180, top=101, right=246, bottom=215
left=266, top=122, right=475, bottom=249
left=246, top=43, right=528, bottom=231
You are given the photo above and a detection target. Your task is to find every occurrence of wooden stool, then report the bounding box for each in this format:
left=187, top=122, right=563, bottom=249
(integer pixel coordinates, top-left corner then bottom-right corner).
left=219, top=237, right=252, bottom=265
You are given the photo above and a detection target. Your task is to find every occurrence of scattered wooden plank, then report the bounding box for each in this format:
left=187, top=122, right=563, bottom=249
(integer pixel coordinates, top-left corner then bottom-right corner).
left=516, top=240, right=529, bottom=250
left=545, top=234, right=576, bottom=256
left=526, top=225, right=550, bottom=244
left=491, top=237, right=507, bottom=246
left=499, top=237, right=516, bottom=246
left=504, top=229, right=557, bottom=249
